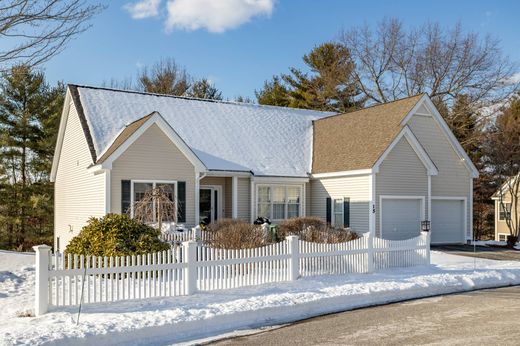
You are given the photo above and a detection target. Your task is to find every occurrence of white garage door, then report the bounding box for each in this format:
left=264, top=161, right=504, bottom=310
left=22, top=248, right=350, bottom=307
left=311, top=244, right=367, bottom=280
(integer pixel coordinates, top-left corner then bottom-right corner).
left=381, top=198, right=422, bottom=240
left=431, top=199, right=464, bottom=244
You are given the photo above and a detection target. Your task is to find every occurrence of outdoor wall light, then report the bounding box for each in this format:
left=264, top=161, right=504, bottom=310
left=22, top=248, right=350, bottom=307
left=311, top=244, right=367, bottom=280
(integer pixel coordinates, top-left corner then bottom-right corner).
left=421, top=220, right=431, bottom=232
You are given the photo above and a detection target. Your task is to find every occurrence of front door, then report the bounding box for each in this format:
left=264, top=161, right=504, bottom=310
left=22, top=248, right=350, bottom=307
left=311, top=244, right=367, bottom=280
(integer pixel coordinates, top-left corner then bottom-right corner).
left=199, top=187, right=219, bottom=224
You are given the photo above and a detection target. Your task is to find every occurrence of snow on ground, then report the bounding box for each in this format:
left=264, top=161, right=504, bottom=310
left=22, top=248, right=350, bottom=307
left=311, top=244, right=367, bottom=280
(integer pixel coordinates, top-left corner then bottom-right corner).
left=471, top=240, right=520, bottom=250
left=1, top=251, right=520, bottom=346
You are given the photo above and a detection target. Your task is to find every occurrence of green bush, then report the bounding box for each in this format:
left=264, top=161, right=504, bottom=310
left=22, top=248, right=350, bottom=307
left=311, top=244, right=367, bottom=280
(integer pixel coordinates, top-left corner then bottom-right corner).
left=65, top=213, right=169, bottom=256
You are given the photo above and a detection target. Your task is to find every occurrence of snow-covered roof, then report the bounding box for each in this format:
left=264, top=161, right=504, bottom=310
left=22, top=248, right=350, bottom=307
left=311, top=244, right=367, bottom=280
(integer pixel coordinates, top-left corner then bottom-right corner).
left=72, top=85, right=333, bottom=177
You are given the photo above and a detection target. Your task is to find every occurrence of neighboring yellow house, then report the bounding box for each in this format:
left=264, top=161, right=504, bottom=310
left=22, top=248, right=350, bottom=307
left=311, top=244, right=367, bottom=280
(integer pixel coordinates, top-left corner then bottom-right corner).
left=51, top=85, right=479, bottom=251
left=492, top=177, right=519, bottom=241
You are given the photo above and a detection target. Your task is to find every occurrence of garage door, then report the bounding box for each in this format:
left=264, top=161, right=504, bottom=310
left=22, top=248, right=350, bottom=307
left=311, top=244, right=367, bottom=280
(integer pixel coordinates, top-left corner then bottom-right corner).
left=381, top=198, right=422, bottom=240
left=431, top=199, right=464, bottom=244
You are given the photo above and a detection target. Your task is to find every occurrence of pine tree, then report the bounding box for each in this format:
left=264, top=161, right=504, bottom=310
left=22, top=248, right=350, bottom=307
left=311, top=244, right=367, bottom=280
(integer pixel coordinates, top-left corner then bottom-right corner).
left=255, top=76, right=290, bottom=107
left=256, top=43, right=365, bottom=112
left=187, top=79, right=223, bottom=100
left=0, top=64, right=62, bottom=248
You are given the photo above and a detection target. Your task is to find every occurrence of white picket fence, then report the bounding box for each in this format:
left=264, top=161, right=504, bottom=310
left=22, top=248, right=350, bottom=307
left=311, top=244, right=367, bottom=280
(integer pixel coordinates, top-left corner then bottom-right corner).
left=32, top=232, right=430, bottom=315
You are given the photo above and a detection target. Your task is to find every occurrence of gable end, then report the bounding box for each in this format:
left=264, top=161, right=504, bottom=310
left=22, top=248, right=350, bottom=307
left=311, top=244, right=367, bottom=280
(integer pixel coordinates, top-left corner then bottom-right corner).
left=69, top=85, right=97, bottom=163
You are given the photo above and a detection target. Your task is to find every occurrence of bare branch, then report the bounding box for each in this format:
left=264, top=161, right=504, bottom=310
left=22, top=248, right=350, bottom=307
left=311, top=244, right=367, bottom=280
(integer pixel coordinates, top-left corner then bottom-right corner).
left=0, top=0, right=104, bottom=71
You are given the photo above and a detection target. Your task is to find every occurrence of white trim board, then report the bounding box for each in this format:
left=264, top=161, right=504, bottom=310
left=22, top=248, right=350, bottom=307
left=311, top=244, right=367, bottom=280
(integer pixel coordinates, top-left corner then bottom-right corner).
left=50, top=92, right=73, bottom=182
left=372, top=126, right=438, bottom=176
left=311, top=169, right=373, bottom=179
left=379, top=195, right=426, bottom=238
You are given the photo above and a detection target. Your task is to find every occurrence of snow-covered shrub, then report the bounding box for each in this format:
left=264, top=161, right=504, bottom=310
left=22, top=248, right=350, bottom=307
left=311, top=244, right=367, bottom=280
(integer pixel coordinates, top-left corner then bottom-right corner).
left=277, top=217, right=359, bottom=243
left=65, top=213, right=169, bottom=256
left=204, top=219, right=268, bottom=249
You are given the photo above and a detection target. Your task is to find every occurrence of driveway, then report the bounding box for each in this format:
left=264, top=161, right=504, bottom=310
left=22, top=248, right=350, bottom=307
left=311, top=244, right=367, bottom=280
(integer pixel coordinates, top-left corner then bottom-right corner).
left=433, top=244, right=520, bottom=261
left=208, top=286, right=520, bottom=346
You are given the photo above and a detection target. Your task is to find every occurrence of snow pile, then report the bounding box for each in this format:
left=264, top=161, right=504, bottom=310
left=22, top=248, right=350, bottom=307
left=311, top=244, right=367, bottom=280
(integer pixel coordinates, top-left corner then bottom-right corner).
left=1, top=251, right=520, bottom=345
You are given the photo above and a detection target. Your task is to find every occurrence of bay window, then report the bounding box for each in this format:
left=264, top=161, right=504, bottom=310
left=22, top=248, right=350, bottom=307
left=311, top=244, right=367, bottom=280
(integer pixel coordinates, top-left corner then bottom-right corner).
left=256, top=185, right=302, bottom=221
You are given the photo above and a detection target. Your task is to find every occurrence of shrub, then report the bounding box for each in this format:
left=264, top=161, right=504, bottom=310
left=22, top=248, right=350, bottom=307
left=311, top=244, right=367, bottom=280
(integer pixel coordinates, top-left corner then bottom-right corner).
left=65, top=213, right=169, bottom=256
left=277, top=217, right=359, bottom=243
left=204, top=218, right=268, bottom=249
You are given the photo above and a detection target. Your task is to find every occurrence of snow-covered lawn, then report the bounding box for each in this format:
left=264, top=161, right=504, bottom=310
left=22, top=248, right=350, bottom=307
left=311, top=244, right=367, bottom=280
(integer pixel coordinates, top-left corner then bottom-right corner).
left=471, top=240, right=520, bottom=250
left=1, top=249, right=520, bottom=345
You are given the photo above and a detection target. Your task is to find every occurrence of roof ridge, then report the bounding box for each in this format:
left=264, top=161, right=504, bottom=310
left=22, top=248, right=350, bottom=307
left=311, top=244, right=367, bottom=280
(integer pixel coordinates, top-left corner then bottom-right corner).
left=315, top=93, right=427, bottom=122
left=68, top=83, right=333, bottom=115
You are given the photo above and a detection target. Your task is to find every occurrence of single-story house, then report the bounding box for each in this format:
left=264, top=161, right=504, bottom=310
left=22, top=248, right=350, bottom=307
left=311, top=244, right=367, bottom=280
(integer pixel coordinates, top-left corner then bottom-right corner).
left=51, top=85, right=478, bottom=251
left=492, top=176, right=519, bottom=241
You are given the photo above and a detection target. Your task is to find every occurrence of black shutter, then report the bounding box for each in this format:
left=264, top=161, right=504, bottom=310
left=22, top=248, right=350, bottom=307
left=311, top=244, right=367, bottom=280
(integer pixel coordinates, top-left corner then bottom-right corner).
left=326, top=197, right=332, bottom=224
left=177, top=181, right=186, bottom=223
left=121, top=180, right=131, bottom=214
left=343, top=197, right=350, bottom=228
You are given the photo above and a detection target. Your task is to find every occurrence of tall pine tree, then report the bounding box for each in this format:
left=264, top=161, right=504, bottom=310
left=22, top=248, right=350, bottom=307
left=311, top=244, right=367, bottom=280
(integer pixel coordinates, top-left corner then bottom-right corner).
left=256, top=43, right=365, bottom=112
left=0, top=64, right=62, bottom=248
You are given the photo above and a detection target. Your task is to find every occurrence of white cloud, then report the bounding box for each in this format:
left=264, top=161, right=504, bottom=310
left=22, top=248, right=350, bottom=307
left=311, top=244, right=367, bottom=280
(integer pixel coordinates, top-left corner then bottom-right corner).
left=124, top=0, right=162, bottom=19
left=165, top=0, right=274, bottom=33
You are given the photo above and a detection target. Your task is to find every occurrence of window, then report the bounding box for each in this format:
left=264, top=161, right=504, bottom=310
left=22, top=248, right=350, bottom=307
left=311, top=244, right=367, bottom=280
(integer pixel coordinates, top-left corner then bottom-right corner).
left=131, top=181, right=177, bottom=222
left=498, top=234, right=507, bottom=242
left=499, top=203, right=511, bottom=221
left=256, top=185, right=301, bottom=221
left=333, top=198, right=344, bottom=228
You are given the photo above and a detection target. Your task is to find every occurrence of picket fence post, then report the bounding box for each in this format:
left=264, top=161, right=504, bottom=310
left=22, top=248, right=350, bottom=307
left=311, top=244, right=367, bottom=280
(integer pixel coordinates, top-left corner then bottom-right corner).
left=193, top=226, right=202, bottom=242
left=367, top=233, right=375, bottom=273
left=33, top=245, right=51, bottom=316
left=424, top=231, right=431, bottom=265
left=183, top=240, right=197, bottom=295
left=287, top=235, right=299, bottom=281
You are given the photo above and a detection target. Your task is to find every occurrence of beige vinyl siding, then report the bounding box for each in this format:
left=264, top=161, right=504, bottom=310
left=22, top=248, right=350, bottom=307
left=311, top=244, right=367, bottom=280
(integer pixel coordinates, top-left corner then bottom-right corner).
left=408, top=114, right=471, bottom=238
left=200, top=176, right=228, bottom=218
left=110, top=124, right=196, bottom=226
left=494, top=197, right=518, bottom=240
left=375, top=136, right=428, bottom=235
left=236, top=177, right=251, bottom=222
left=54, top=103, right=105, bottom=251
left=224, top=177, right=232, bottom=218
left=310, top=174, right=370, bottom=233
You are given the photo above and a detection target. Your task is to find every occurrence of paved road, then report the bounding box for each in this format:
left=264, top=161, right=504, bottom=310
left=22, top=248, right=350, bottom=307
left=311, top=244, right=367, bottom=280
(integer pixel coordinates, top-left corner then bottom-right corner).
left=209, top=286, right=520, bottom=346
left=432, top=245, right=520, bottom=261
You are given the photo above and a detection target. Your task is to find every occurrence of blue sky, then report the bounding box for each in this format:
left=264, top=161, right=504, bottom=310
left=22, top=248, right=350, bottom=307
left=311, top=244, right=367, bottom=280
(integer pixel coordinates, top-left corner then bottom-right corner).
left=43, top=0, right=520, bottom=99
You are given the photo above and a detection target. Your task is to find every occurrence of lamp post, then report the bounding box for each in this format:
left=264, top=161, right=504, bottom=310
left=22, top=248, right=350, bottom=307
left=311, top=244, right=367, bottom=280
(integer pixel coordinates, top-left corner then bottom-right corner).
left=421, top=220, right=431, bottom=232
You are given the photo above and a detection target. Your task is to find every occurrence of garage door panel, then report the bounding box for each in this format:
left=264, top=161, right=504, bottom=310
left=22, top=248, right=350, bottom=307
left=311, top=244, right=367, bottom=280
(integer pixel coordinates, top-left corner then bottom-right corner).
left=431, top=199, right=464, bottom=244
left=381, top=198, right=422, bottom=240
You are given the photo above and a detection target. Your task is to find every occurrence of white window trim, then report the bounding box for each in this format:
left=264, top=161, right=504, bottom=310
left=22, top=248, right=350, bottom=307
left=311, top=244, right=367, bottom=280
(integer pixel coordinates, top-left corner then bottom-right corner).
left=255, top=184, right=303, bottom=222
left=498, top=233, right=508, bottom=242
left=379, top=195, right=426, bottom=237
left=498, top=202, right=512, bottom=221
left=130, top=179, right=178, bottom=222
left=332, top=197, right=345, bottom=227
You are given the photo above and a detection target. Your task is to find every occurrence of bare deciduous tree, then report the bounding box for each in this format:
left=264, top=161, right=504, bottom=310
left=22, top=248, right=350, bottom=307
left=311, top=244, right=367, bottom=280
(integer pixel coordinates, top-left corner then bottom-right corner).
left=485, top=95, right=520, bottom=243
left=138, top=58, right=192, bottom=95
left=339, top=18, right=518, bottom=112
left=130, top=185, right=177, bottom=232
left=0, top=0, right=104, bottom=71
